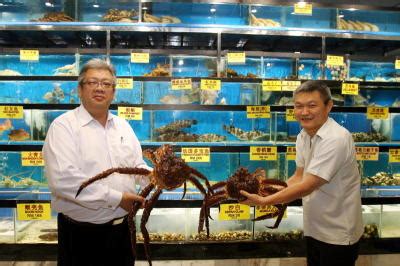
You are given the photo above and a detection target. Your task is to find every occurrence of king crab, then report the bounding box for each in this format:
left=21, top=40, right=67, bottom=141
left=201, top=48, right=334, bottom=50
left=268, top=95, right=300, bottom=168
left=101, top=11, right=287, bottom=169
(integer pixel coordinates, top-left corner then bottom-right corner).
left=76, top=144, right=212, bottom=266
left=198, top=167, right=287, bottom=237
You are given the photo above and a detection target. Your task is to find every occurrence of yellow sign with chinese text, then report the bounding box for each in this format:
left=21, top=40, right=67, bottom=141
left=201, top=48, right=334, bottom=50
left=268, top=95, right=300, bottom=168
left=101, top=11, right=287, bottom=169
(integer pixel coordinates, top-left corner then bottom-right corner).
left=17, top=203, right=51, bottom=220
left=20, top=50, right=39, bottom=61
left=21, top=152, right=44, bottom=166
left=356, top=147, right=379, bottom=161
left=171, top=78, right=192, bottom=90
left=389, top=149, right=400, bottom=163
left=342, top=83, right=359, bottom=95
left=395, top=60, right=400, bottom=70
left=181, top=147, right=210, bottom=162
left=200, top=79, right=221, bottom=91
left=0, top=106, right=23, bottom=119
left=117, top=107, right=143, bottom=120
left=282, top=80, right=301, bottom=91
left=294, top=3, right=312, bottom=15
left=131, top=53, right=150, bottom=63
left=116, top=78, right=133, bottom=89
left=255, top=205, right=286, bottom=219
left=219, top=204, right=250, bottom=221
left=227, top=52, right=246, bottom=64
left=286, top=146, right=296, bottom=161
left=326, top=55, right=344, bottom=66
left=247, top=106, right=270, bottom=119
left=286, top=108, right=296, bottom=122
left=262, top=80, right=281, bottom=91
left=367, top=107, right=389, bottom=120
left=250, top=146, right=277, bottom=161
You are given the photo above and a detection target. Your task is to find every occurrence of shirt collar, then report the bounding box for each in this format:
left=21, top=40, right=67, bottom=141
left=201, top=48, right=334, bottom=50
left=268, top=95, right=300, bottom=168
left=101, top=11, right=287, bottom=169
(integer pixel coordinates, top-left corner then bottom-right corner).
left=300, top=117, right=333, bottom=140
left=77, top=105, right=115, bottom=128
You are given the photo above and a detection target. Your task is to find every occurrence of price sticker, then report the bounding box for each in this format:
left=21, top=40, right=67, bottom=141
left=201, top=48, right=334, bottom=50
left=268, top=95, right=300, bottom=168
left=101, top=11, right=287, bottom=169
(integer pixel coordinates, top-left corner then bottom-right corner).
left=282, top=80, right=301, bottom=91
left=227, top=52, right=246, bottom=64
left=342, top=83, right=359, bottom=95
left=17, top=203, right=51, bottom=220
left=131, top=53, right=150, bottom=63
left=116, top=78, right=133, bottom=89
left=294, top=3, right=312, bottom=15
left=356, top=147, right=379, bottom=161
left=117, top=107, right=142, bottom=120
left=247, top=106, right=270, bottom=119
left=326, top=55, right=344, bottom=66
left=20, top=49, right=39, bottom=61
left=255, top=205, right=286, bottom=219
left=219, top=204, right=250, bottom=221
left=389, top=149, right=400, bottom=163
left=171, top=78, right=192, bottom=90
left=367, top=107, right=389, bottom=120
left=200, top=79, right=221, bottom=91
left=395, top=59, right=400, bottom=70
left=262, top=80, right=281, bottom=91
left=286, top=146, right=296, bottom=161
left=0, top=106, right=24, bottom=119
left=286, top=108, right=296, bottom=122
left=21, top=151, right=44, bottom=166
left=181, top=147, right=210, bottom=163
left=250, top=146, right=277, bottom=161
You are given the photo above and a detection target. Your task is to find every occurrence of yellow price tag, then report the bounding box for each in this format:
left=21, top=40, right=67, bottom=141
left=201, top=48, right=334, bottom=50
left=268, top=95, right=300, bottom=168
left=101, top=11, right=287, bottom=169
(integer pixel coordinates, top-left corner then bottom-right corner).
left=181, top=147, right=210, bottom=162
left=0, top=106, right=24, bottom=119
left=255, top=205, right=282, bottom=218
left=286, top=146, right=296, bottom=160
left=21, top=151, right=44, bottom=166
left=395, top=59, right=400, bottom=70
left=389, top=149, right=400, bottom=163
left=356, top=147, right=379, bottom=161
left=262, top=80, right=281, bottom=91
left=286, top=108, right=296, bottom=122
left=117, top=107, right=143, bottom=120
left=171, top=78, right=192, bottom=90
left=227, top=52, right=246, bottom=64
left=326, top=55, right=344, bottom=66
left=116, top=78, right=133, bottom=89
left=20, top=49, right=39, bottom=61
left=282, top=80, right=301, bottom=91
left=367, top=107, right=389, bottom=120
left=17, top=203, right=51, bottom=220
left=200, top=79, right=221, bottom=91
left=131, top=53, right=150, bottom=63
left=219, top=204, right=250, bottom=221
left=342, top=83, right=359, bottom=95
left=250, top=146, right=277, bottom=161
left=246, top=106, right=270, bottom=119
left=294, top=3, right=313, bottom=15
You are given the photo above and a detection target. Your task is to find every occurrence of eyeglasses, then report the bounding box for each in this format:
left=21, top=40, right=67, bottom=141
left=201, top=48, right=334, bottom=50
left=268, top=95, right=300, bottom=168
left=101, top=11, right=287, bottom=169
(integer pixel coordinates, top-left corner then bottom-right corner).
left=82, top=80, right=114, bottom=90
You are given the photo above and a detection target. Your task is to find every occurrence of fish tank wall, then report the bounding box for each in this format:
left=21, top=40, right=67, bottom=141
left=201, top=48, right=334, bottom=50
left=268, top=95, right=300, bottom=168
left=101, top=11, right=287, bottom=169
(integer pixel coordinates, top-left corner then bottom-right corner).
left=78, top=0, right=139, bottom=22
left=0, top=0, right=67, bottom=22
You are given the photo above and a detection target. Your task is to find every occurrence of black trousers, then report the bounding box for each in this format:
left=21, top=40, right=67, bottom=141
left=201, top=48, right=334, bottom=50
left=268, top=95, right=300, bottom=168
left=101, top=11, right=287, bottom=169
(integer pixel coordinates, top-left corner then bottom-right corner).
left=306, top=236, right=360, bottom=266
left=57, top=213, right=134, bottom=266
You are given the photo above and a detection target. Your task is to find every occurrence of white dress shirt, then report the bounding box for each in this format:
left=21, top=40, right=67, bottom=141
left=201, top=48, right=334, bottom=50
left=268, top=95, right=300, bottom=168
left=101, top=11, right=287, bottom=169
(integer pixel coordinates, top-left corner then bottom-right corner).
left=43, top=105, right=151, bottom=224
left=296, top=117, right=364, bottom=245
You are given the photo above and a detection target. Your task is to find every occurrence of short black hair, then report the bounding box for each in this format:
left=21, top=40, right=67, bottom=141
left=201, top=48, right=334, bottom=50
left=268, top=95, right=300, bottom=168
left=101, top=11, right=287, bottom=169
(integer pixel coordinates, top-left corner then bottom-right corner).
left=293, top=81, right=332, bottom=104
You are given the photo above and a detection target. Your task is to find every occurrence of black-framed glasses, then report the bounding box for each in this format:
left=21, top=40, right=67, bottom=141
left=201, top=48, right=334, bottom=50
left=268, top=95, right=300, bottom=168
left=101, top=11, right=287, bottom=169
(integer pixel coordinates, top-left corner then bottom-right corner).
left=82, top=80, right=114, bottom=90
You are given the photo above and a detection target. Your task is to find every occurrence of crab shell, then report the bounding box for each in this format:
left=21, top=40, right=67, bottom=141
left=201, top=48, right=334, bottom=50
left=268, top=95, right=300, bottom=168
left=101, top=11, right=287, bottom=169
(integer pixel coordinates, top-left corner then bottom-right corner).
left=226, top=167, right=260, bottom=201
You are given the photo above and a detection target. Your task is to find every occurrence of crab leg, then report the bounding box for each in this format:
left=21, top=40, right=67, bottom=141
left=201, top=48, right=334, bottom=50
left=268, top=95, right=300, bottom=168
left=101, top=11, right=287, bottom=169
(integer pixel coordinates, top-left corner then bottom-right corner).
left=260, top=178, right=288, bottom=188
left=253, top=204, right=287, bottom=229
left=198, top=192, right=227, bottom=237
left=190, top=168, right=214, bottom=193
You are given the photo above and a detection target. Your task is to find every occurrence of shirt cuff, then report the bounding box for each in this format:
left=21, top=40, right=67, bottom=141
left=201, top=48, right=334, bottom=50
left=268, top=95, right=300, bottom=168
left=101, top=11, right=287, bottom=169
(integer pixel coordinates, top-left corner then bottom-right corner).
left=105, top=189, right=122, bottom=210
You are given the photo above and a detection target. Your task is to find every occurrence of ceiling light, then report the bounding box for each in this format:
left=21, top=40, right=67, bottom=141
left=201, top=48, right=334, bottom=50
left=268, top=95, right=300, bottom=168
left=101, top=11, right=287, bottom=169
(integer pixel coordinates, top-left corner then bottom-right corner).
left=93, top=4, right=99, bottom=8
left=347, top=8, right=357, bottom=11
left=210, top=8, right=216, bottom=13
left=45, top=2, right=53, bottom=7
left=338, top=14, right=344, bottom=18
left=178, top=59, right=184, bottom=66
left=251, top=9, right=257, bottom=13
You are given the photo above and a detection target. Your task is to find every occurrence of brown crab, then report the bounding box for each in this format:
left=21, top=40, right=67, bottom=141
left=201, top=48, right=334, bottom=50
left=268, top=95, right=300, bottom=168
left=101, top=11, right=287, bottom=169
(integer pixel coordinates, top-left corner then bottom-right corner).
left=198, top=167, right=287, bottom=237
left=75, top=144, right=212, bottom=266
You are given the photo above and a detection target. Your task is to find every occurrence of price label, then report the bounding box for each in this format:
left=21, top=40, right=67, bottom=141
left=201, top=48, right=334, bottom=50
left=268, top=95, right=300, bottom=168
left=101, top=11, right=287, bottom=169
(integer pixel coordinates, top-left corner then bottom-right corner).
left=356, top=147, right=379, bottom=161
left=0, top=106, right=24, bottom=119
left=367, top=107, right=389, bottom=120
left=131, top=53, right=150, bottom=63
left=250, top=146, right=277, bottom=161
left=200, top=79, right=221, bottom=91
left=117, top=107, right=142, bottom=120
left=326, top=55, right=344, bottom=66
left=389, top=149, right=400, bottom=163
left=20, top=49, right=39, bottom=61
left=286, top=108, right=296, bottom=122
left=286, top=146, right=296, bottom=160
left=282, top=80, right=301, bottom=91
left=255, top=205, right=286, bottom=219
left=262, top=80, right=281, bottom=91
left=171, top=78, right=192, bottom=90
left=342, top=83, right=359, bottom=95
left=17, top=203, right=51, bottom=220
left=219, top=204, right=250, bottom=221
left=294, top=3, right=312, bottom=15
left=116, top=78, right=133, bottom=89
left=181, top=147, right=210, bottom=163
left=227, top=52, right=246, bottom=64
left=247, top=106, right=270, bottom=119
left=21, top=151, right=44, bottom=166
left=395, top=59, right=400, bottom=70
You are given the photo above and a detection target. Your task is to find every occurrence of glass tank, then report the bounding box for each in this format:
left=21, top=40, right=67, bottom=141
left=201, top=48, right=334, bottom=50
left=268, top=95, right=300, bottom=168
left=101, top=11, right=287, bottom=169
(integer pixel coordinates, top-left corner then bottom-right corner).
left=172, top=55, right=217, bottom=78
left=78, top=0, right=139, bottom=23
left=348, top=61, right=398, bottom=82
left=111, top=54, right=169, bottom=77
left=0, top=208, right=15, bottom=243
left=263, top=58, right=294, bottom=79
left=298, top=59, right=323, bottom=80
left=224, top=56, right=262, bottom=78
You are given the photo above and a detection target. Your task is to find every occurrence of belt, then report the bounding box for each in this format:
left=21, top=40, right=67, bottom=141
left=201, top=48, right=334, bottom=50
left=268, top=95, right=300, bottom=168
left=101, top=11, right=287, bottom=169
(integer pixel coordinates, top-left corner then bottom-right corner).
left=61, top=213, right=127, bottom=227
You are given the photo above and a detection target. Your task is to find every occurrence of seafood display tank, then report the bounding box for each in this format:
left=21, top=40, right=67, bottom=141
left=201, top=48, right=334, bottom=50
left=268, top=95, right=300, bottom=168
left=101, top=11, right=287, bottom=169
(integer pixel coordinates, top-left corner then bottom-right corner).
left=1, top=0, right=400, bottom=262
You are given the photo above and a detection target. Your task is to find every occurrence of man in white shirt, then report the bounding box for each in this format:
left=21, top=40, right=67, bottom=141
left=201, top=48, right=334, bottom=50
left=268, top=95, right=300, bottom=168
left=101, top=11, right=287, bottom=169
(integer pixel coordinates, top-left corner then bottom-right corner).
left=240, top=81, right=363, bottom=266
left=43, top=58, right=151, bottom=266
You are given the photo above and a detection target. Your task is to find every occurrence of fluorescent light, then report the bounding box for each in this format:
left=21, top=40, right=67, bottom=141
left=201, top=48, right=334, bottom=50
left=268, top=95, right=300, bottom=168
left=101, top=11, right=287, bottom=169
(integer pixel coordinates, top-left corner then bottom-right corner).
left=251, top=9, right=257, bottom=14
left=45, top=2, right=53, bottom=7
left=210, top=8, right=216, bottom=13
left=338, top=15, right=344, bottom=18
left=142, top=7, right=148, bottom=10
left=347, top=8, right=358, bottom=11
left=178, top=59, right=184, bottom=66
left=297, top=1, right=306, bottom=8
left=93, top=4, right=99, bottom=8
